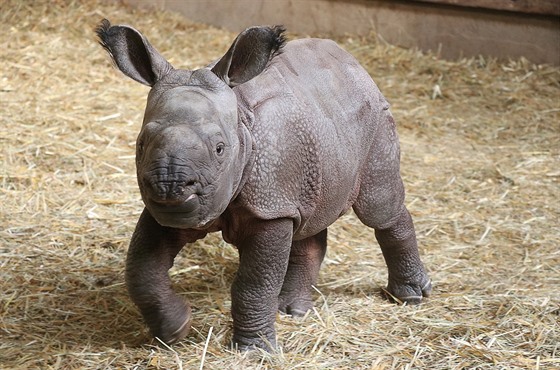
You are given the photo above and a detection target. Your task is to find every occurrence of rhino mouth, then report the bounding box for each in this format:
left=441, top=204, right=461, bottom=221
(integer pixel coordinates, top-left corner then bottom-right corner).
left=147, top=193, right=202, bottom=228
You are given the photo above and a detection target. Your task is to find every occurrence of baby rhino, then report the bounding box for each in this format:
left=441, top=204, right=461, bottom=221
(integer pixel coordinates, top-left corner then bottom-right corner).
left=96, top=20, right=431, bottom=351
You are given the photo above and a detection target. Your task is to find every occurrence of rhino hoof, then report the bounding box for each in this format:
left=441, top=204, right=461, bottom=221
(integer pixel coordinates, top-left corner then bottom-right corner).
left=278, top=296, right=313, bottom=317
left=385, top=276, right=432, bottom=305
left=152, top=303, right=192, bottom=345
left=164, top=316, right=192, bottom=344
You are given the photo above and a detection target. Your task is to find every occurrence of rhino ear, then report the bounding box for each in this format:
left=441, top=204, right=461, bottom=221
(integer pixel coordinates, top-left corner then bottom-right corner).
left=96, top=19, right=172, bottom=86
left=212, top=25, right=286, bottom=87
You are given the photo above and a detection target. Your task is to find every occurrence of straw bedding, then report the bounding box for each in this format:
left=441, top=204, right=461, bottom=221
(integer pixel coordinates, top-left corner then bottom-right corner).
left=1, top=1, right=558, bottom=369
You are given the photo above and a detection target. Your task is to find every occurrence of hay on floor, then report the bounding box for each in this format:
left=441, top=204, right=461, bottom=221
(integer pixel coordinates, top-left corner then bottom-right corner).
left=1, top=1, right=558, bottom=369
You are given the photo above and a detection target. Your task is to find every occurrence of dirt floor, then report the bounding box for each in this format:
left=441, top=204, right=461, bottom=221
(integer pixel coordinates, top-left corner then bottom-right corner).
left=1, top=1, right=559, bottom=369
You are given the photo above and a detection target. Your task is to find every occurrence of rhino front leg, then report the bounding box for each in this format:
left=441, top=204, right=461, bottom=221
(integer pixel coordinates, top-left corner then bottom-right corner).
left=278, top=229, right=327, bottom=316
left=126, top=208, right=205, bottom=344
left=231, top=218, right=293, bottom=352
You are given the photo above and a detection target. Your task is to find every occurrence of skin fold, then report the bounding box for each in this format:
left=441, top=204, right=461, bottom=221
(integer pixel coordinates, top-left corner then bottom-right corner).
left=96, top=19, right=431, bottom=351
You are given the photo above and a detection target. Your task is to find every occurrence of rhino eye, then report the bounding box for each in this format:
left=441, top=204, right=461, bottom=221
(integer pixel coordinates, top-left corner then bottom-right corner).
left=216, top=142, right=225, bottom=156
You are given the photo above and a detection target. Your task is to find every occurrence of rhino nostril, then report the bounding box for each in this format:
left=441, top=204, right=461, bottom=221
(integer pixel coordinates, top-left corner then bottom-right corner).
left=141, top=174, right=198, bottom=202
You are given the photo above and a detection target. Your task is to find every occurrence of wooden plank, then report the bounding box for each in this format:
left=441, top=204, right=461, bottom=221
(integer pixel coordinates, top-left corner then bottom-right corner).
left=410, top=0, right=560, bottom=16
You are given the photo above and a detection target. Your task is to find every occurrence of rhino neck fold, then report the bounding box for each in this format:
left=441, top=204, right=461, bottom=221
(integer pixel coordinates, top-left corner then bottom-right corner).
left=231, top=110, right=256, bottom=201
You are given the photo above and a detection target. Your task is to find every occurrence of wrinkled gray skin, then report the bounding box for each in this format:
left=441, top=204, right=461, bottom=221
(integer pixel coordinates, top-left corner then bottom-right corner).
left=96, top=19, right=431, bottom=351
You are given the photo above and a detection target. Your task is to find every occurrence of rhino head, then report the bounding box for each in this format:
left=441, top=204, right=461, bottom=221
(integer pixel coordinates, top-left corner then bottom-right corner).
left=96, top=20, right=285, bottom=229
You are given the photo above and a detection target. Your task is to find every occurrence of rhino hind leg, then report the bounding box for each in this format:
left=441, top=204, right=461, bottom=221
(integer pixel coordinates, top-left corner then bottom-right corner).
left=354, top=197, right=431, bottom=304
left=352, top=116, right=431, bottom=303
left=278, top=229, right=327, bottom=316
left=374, top=205, right=431, bottom=303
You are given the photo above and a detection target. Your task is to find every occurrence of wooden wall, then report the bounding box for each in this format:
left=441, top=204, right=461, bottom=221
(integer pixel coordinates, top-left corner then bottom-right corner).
left=412, top=0, right=559, bottom=16
left=125, top=0, right=560, bottom=65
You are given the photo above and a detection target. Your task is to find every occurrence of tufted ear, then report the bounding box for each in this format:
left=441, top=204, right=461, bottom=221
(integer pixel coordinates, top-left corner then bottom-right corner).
left=211, top=25, right=286, bottom=87
left=96, top=19, right=173, bottom=86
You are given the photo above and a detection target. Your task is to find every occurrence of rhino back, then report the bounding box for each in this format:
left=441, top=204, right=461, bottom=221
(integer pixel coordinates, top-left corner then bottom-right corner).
left=233, top=38, right=390, bottom=238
